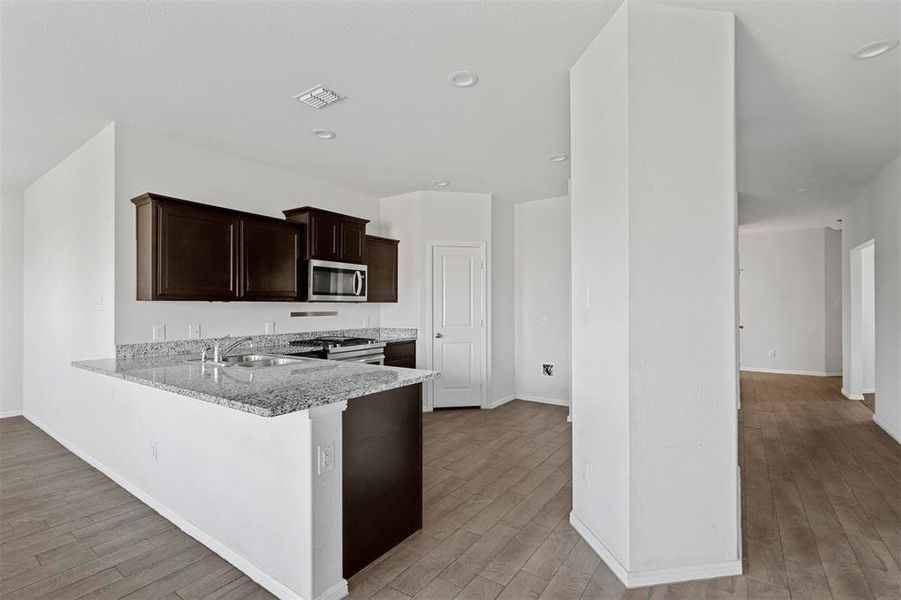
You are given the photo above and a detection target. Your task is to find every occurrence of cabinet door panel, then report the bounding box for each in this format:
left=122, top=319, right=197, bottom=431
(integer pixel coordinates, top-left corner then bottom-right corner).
left=241, top=217, right=303, bottom=299
left=343, top=384, right=422, bottom=578
left=311, top=213, right=341, bottom=261
left=341, top=221, right=367, bottom=264
left=157, top=203, right=238, bottom=299
left=365, top=236, right=399, bottom=302
left=385, top=356, right=416, bottom=369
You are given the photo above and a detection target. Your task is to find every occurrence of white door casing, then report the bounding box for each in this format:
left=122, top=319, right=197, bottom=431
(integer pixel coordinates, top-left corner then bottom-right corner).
left=430, top=244, right=485, bottom=408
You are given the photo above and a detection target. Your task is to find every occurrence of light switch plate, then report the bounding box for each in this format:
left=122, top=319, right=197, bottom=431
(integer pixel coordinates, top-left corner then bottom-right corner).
left=152, top=324, right=166, bottom=341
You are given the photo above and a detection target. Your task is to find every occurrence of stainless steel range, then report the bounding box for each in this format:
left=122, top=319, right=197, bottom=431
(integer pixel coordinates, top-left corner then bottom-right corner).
left=285, top=336, right=386, bottom=365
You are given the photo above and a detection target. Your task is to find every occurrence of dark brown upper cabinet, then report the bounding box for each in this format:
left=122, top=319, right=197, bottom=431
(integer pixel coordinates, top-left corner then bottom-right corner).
left=365, top=235, right=399, bottom=303
left=133, top=193, right=305, bottom=301
left=134, top=195, right=240, bottom=301
left=240, top=216, right=303, bottom=300
left=341, top=220, right=367, bottom=264
left=283, top=207, right=369, bottom=264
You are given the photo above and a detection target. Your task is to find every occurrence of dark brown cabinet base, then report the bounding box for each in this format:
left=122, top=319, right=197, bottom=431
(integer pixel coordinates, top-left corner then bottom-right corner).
left=384, top=340, right=416, bottom=369
left=343, top=383, right=422, bottom=578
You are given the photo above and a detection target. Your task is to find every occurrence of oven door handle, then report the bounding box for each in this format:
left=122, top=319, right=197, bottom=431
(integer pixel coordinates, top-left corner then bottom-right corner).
left=343, top=356, right=383, bottom=365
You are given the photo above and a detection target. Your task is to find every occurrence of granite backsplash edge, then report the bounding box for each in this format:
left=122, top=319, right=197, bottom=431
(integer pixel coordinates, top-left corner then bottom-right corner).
left=116, top=327, right=418, bottom=359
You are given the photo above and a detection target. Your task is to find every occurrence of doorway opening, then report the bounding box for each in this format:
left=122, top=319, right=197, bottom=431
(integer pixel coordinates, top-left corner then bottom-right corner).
left=847, top=239, right=876, bottom=411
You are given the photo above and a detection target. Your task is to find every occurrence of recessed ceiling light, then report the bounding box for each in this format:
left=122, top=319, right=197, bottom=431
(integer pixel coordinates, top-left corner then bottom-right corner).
left=433, top=180, right=450, bottom=187
left=549, top=154, right=569, bottom=162
left=836, top=218, right=843, bottom=223
left=853, top=39, right=899, bottom=59
left=797, top=186, right=808, bottom=193
left=312, top=129, right=336, bottom=140
left=449, top=71, right=479, bottom=88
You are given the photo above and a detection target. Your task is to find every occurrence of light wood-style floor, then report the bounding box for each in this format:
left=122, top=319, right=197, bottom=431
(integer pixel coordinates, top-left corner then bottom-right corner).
left=2, top=373, right=899, bottom=599
left=864, top=393, right=876, bottom=413
left=348, top=373, right=901, bottom=600
left=0, top=416, right=277, bottom=600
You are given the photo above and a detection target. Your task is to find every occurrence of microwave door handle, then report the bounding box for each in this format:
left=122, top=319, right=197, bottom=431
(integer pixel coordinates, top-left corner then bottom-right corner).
left=354, top=271, right=362, bottom=296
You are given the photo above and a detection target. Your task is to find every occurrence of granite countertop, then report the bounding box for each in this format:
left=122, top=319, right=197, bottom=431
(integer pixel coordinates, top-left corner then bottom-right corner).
left=73, top=349, right=438, bottom=417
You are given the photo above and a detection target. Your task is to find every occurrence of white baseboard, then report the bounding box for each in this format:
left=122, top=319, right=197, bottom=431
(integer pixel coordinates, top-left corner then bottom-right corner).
left=516, top=393, right=569, bottom=407
left=570, top=512, right=742, bottom=588
left=841, top=388, right=865, bottom=401
left=741, top=368, right=842, bottom=377
left=862, top=388, right=876, bottom=395
left=315, top=580, right=348, bottom=600
left=483, top=395, right=516, bottom=410
left=872, top=414, right=901, bottom=444
left=23, top=413, right=315, bottom=600
left=0, top=409, right=24, bottom=419
left=569, top=512, right=630, bottom=584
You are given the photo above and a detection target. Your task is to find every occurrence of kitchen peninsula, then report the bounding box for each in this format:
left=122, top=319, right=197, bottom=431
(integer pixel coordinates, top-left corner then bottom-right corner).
left=70, top=329, right=437, bottom=600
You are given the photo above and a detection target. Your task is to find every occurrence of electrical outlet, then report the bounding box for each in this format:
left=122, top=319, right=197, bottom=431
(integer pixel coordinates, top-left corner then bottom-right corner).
left=152, top=324, right=166, bottom=341
left=188, top=324, right=202, bottom=339
left=540, top=316, right=549, bottom=326
left=582, top=460, right=590, bottom=486
left=95, top=296, right=104, bottom=312
left=318, top=442, right=335, bottom=476
left=542, top=363, right=555, bottom=377
left=265, top=321, right=275, bottom=335
left=768, top=350, right=776, bottom=358
left=150, top=441, right=158, bottom=463
left=362, top=316, right=370, bottom=328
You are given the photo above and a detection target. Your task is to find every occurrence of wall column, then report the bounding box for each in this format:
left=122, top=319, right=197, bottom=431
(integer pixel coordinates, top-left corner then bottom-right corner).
left=570, top=0, right=740, bottom=587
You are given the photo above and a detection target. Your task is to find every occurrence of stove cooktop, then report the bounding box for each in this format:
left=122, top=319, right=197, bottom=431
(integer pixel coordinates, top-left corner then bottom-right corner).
left=291, top=336, right=379, bottom=349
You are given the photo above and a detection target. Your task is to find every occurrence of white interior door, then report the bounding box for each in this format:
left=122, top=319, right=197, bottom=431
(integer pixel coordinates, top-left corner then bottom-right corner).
left=431, top=245, right=484, bottom=408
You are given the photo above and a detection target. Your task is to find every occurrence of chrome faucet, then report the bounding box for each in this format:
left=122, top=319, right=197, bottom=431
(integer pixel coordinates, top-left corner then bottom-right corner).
left=201, top=335, right=254, bottom=364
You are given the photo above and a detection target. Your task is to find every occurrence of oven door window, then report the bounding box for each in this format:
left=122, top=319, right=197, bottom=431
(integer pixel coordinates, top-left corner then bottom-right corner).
left=311, top=266, right=363, bottom=297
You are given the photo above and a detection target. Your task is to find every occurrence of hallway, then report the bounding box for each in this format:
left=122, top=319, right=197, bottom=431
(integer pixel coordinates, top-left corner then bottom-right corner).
left=739, top=372, right=901, bottom=600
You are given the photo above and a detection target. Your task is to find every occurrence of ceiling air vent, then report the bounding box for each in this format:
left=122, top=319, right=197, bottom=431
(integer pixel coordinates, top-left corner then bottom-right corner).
left=294, top=85, right=344, bottom=108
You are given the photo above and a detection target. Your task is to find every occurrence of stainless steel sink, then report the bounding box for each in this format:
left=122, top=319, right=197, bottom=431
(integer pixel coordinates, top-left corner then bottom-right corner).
left=186, top=353, right=311, bottom=369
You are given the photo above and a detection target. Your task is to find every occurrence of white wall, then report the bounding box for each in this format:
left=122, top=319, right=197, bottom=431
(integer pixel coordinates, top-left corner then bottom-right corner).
left=571, top=0, right=739, bottom=585
left=571, top=2, right=631, bottom=566
left=825, top=228, right=843, bottom=375
left=0, top=188, right=25, bottom=416
left=843, top=155, right=901, bottom=441
left=115, top=125, right=382, bottom=345
left=380, top=191, right=494, bottom=408
left=490, top=198, right=516, bottom=404
left=514, top=196, right=571, bottom=404
left=24, top=124, right=117, bottom=426
left=862, top=244, right=876, bottom=392
left=738, top=227, right=841, bottom=375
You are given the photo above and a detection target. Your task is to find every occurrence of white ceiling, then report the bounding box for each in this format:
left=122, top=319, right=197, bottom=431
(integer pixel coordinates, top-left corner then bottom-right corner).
left=0, top=1, right=622, bottom=203
left=2, top=0, right=899, bottom=225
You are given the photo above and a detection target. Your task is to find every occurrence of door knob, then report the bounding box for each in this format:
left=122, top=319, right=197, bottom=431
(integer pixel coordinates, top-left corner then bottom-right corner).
left=434, top=333, right=443, bottom=338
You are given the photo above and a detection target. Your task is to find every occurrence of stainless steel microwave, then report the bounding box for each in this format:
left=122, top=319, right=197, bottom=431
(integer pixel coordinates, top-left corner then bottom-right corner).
left=308, top=259, right=367, bottom=302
